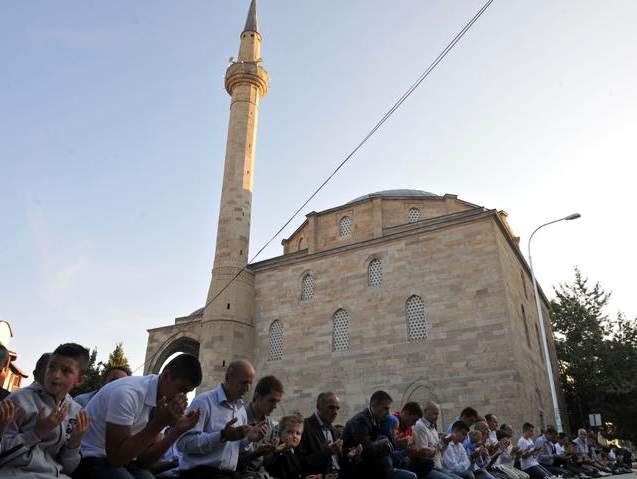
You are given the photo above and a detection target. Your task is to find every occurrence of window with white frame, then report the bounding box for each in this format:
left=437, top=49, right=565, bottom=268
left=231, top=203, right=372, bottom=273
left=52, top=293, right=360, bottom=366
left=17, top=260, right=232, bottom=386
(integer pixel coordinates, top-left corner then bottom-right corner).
left=407, top=207, right=421, bottom=223
left=406, top=295, right=428, bottom=341
left=268, top=320, right=283, bottom=361
left=339, top=216, right=352, bottom=238
left=301, top=273, right=315, bottom=301
left=368, top=259, right=382, bottom=287
left=332, top=309, right=350, bottom=351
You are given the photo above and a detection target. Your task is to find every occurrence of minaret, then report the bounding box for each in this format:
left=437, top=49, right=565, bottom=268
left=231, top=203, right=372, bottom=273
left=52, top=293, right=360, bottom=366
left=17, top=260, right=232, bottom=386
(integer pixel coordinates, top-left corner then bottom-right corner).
left=199, top=0, right=268, bottom=391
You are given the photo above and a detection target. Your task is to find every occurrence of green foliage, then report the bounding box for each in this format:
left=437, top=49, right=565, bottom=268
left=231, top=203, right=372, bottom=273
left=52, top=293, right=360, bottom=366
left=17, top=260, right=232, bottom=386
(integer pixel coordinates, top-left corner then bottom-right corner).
left=550, top=267, right=637, bottom=441
left=70, top=343, right=132, bottom=396
left=104, top=342, right=131, bottom=373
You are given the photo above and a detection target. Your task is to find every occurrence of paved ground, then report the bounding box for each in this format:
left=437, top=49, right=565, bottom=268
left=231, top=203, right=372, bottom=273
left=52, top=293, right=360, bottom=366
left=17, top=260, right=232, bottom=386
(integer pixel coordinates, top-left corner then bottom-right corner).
left=613, top=472, right=637, bottom=479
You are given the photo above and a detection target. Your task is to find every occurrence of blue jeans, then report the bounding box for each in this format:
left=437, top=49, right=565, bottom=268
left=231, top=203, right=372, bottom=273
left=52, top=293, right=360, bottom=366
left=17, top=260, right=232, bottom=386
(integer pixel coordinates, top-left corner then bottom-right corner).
left=523, top=465, right=553, bottom=479
left=475, top=470, right=499, bottom=479
left=393, top=467, right=418, bottom=479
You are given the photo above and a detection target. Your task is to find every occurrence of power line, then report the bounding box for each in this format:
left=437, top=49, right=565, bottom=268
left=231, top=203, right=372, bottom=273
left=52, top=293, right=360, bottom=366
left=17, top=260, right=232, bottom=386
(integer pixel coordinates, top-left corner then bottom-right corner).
left=134, top=0, right=495, bottom=374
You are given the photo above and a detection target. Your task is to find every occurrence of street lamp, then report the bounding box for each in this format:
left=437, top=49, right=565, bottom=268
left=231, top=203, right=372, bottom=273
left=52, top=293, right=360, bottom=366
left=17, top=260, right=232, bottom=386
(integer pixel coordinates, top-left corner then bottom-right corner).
left=528, top=212, right=581, bottom=433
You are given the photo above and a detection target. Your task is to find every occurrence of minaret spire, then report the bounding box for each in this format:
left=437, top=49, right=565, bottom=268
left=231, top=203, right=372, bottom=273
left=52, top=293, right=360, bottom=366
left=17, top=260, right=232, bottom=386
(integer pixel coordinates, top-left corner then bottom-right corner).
left=244, top=0, right=259, bottom=33
left=198, top=0, right=269, bottom=392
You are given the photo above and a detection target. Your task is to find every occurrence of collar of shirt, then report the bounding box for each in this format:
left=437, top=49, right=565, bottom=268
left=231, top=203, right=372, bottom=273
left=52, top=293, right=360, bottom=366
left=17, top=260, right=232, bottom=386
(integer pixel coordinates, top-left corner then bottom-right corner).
left=315, top=412, right=327, bottom=428
left=424, top=418, right=437, bottom=429
left=247, top=404, right=265, bottom=424
left=214, top=384, right=244, bottom=410
left=144, top=374, right=160, bottom=408
left=367, top=407, right=380, bottom=428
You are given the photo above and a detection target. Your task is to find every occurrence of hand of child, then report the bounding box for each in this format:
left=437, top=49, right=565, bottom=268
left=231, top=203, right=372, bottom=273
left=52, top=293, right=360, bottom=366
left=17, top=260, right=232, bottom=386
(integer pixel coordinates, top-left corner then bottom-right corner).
left=68, top=409, right=90, bottom=449
left=34, top=402, right=70, bottom=440
left=0, top=399, right=21, bottom=436
left=173, top=408, right=201, bottom=435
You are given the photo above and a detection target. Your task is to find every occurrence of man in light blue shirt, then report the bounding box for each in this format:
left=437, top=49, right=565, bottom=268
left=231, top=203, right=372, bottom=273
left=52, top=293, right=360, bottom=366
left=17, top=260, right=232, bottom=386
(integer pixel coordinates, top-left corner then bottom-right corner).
left=177, top=359, right=267, bottom=479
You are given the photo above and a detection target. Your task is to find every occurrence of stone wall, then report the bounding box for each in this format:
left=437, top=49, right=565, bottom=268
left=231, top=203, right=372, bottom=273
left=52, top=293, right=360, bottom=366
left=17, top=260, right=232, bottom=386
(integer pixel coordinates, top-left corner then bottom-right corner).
left=251, top=211, right=541, bottom=429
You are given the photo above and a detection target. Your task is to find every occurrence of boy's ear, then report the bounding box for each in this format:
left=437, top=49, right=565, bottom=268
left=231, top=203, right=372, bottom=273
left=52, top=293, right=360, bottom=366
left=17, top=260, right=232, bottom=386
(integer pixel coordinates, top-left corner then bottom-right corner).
left=75, top=373, right=86, bottom=388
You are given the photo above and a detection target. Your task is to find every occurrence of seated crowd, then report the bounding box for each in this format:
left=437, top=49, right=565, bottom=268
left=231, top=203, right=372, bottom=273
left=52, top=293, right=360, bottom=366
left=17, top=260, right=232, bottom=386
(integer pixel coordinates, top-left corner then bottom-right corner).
left=0, top=343, right=634, bottom=479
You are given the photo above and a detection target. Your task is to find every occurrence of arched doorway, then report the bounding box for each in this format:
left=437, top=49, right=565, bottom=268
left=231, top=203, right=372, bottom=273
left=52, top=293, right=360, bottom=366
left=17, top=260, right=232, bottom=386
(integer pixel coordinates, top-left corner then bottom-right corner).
left=150, top=336, right=200, bottom=375
left=402, top=380, right=443, bottom=430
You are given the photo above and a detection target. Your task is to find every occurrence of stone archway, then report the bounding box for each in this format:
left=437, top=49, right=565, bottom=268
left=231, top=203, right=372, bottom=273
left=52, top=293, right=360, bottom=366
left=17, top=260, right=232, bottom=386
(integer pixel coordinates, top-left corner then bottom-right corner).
left=150, top=336, right=200, bottom=375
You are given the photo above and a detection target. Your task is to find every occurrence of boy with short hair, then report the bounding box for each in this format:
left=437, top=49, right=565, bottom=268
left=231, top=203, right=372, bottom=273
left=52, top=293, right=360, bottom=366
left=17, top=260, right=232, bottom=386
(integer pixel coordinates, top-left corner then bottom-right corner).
left=0, top=343, right=90, bottom=478
left=442, top=421, right=474, bottom=479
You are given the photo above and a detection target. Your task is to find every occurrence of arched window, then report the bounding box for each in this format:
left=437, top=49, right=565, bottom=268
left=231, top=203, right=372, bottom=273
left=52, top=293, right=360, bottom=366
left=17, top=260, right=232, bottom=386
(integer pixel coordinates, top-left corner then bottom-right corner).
left=268, top=320, right=283, bottom=361
left=298, top=237, right=305, bottom=250
left=406, top=295, right=428, bottom=341
left=521, top=304, right=531, bottom=348
left=301, top=274, right=315, bottom=301
left=339, top=216, right=352, bottom=238
left=332, top=309, right=350, bottom=351
left=407, top=207, right=421, bottom=223
left=368, top=259, right=382, bottom=287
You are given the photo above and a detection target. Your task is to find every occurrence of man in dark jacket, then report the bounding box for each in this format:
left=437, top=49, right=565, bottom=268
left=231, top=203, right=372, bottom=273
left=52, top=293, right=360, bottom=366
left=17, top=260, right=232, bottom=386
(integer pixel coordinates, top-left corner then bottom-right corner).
left=341, top=390, right=416, bottom=479
left=298, top=392, right=344, bottom=477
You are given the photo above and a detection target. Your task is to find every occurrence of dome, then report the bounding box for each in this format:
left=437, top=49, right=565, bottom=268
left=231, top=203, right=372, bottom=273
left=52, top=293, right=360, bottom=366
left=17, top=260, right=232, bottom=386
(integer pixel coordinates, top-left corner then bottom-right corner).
left=348, top=189, right=439, bottom=204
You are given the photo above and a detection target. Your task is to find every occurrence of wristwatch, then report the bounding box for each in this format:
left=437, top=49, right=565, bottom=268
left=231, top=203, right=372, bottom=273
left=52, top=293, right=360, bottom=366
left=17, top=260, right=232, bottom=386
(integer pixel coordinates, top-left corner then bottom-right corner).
left=220, top=429, right=228, bottom=443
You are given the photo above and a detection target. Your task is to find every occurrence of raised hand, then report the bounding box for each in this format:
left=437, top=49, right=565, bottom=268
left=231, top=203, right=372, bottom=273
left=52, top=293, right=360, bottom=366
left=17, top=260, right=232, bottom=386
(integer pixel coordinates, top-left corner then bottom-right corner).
left=68, top=409, right=90, bottom=449
left=222, top=417, right=251, bottom=441
left=347, top=444, right=363, bottom=459
left=246, top=420, right=268, bottom=442
left=254, top=443, right=277, bottom=455
left=173, top=408, right=201, bottom=435
left=153, top=394, right=188, bottom=427
left=0, top=399, right=21, bottom=436
left=328, top=438, right=343, bottom=454
left=34, top=402, right=70, bottom=440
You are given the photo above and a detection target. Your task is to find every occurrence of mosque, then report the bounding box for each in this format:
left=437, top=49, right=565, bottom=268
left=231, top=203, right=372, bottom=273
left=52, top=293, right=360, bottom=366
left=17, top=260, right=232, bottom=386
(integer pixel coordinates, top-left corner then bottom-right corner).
left=144, top=0, right=565, bottom=430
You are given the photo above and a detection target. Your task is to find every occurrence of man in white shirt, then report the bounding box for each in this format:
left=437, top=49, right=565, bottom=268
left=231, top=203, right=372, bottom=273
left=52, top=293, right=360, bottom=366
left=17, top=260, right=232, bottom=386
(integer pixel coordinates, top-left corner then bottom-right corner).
left=484, top=415, right=498, bottom=446
left=413, top=401, right=463, bottom=479
left=76, top=353, right=203, bottom=479
left=177, top=359, right=267, bottom=479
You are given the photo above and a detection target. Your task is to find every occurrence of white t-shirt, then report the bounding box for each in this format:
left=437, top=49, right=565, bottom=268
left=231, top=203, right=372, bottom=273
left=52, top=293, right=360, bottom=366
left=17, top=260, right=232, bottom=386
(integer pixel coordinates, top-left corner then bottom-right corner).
left=81, top=374, right=159, bottom=458
left=518, top=437, right=539, bottom=470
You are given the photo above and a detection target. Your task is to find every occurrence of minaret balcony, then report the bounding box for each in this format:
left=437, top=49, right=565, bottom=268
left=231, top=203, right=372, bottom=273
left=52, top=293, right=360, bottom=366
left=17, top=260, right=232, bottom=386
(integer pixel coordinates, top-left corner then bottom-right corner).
left=225, top=61, right=269, bottom=96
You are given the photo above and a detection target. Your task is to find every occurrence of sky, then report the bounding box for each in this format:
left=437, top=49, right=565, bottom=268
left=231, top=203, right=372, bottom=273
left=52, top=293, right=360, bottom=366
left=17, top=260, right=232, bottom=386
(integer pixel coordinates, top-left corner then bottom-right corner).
left=1, top=0, right=635, bottom=384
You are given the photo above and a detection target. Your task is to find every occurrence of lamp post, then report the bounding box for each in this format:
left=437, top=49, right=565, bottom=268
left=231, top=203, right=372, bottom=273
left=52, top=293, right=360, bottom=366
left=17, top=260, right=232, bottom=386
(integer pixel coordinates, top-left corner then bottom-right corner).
left=528, top=212, right=581, bottom=433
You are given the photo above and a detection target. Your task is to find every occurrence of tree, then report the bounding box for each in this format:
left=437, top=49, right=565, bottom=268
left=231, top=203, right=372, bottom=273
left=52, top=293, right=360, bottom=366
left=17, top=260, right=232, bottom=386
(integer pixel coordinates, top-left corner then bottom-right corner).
left=550, top=267, right=637, bottom=441
left=103, top=342, right=131, bottom=374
